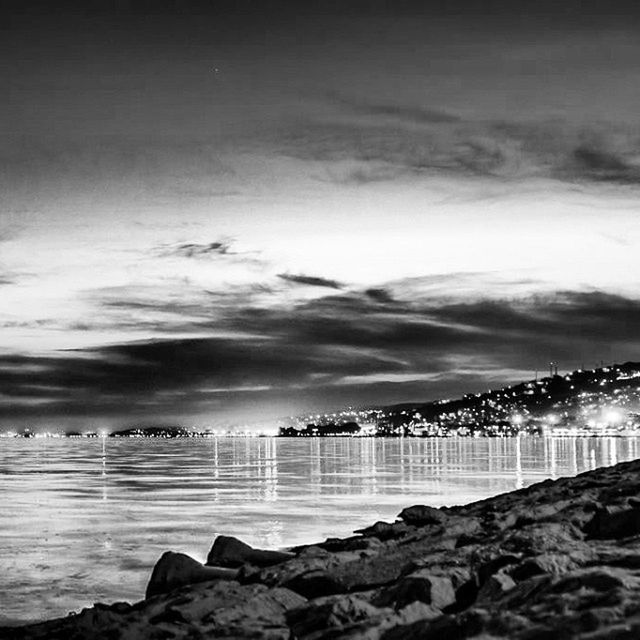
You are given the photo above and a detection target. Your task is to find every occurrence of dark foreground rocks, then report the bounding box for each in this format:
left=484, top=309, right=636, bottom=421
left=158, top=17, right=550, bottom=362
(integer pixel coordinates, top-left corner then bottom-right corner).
left=6, top=457, right=640, bottom=639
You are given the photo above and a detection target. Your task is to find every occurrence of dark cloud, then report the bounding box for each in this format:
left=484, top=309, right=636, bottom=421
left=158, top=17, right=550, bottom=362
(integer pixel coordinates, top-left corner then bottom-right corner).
left=332, top=94, right=460, bottom=125
left=277, top=113, right=640, bottom=186
left=570, top=144, right=640, bottom=184
left=152, top=240, right=265, bottom=268
left=277, top=273, right=343, bottom=289
left=162, top=241, right=232, bottom=258
left=2, top=287, right=638, bottom=425
left=364, top=288, right=395, bottom=303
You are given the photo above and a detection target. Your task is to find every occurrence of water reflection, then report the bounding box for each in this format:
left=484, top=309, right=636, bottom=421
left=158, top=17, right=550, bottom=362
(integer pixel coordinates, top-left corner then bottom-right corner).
left=1, top=435, right=639, bottom=624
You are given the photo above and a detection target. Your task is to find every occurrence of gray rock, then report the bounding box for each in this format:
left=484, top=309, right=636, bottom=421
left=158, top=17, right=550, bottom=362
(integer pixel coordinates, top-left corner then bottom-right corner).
left=585, top=507, right=640, bottom=540
left=287, top=594, right=384, bottom=639
left=375, top=570, right=457, bottom=611
left=4, top=581, right=305, bottom=640
left=397, top=505, right=447, bottom=526
left=207, top=535, right=296, bottom=568
left=281, top=570, right=348, bottom=599
left=510, top=553, right=584, bottom=581
left=355, top=521, right=413, bottom=541
left=146, top=551, right=238, bottom=598
left=476, top=571, right=516, bottom=601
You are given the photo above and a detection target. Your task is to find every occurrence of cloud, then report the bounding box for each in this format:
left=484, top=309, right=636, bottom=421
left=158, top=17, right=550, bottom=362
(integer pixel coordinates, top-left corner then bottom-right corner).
left=331, top=94, right=461, bottom=125
left=160, top=240, right=233, bottom=258
left=2, top=283, right=640, bottom=424
left=152, top=239, right=266, bottom=269
left=364, top=288, right=395, bottom=303
left=277, top=273, right=343, bottom=289
left=275, top=109, right=640, bottom=187
left=569, top=143, right=640, bottom=184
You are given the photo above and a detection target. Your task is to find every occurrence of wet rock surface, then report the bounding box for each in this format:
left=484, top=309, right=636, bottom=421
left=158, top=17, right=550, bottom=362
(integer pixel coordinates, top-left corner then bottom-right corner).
left=5, top=457, right=640, bottom=639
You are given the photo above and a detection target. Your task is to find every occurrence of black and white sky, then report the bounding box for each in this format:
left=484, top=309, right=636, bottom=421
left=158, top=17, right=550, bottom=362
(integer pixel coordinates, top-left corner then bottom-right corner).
left=2, top=0, right=640, bottom=428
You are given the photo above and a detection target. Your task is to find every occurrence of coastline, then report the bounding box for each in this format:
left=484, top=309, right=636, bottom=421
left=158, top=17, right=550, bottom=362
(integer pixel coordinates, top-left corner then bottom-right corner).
left=5, top=457, right=640, bottom=639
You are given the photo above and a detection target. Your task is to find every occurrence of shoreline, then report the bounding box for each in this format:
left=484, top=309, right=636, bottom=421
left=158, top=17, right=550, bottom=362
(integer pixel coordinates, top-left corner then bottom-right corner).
left=6, top=432, right=640, bottom=440
left=5, top=457, right=640, bottom=639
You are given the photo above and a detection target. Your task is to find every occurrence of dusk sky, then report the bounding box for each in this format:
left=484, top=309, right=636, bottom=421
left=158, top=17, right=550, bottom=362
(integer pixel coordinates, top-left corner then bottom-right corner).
left=2, top=1, right=640, bottom=429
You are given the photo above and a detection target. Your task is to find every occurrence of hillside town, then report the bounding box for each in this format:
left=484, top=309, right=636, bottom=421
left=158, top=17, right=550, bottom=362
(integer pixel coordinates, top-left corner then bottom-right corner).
left=280, top=362, right=640, bottom=437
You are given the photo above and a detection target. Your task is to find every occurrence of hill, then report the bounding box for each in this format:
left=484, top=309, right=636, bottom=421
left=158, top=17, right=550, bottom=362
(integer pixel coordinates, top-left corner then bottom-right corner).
left=378, top=361, right=640, bottom=436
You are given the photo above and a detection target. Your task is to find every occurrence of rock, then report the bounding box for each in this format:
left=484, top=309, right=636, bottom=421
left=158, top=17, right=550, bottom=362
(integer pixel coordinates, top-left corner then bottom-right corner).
left=476, top=554, right=522, bottom=585
left=380, top=608, right=490, bottom=640
left=455, top=532, right=485, bottom=547
left=241, top=552, right=342, bottom=589
left=331, top=549, right=416, bottom=591
left=329, top=601, right=442, bottom=640
left=207, top=535, right=296, bottom=568
left=94, top=601, right=133, bottom=614
left=375, top=571, right=457, bottom=610
left=145, top=551, right=238, bottom=598
left=281, top=570, right=348, bottom=599
left=315, top=535, right=375, bottom=552
left=551, top=567, right=635, bottom=593
left=513, top=502, right=568, bottom=527
left=387, top=601, right=443, bottom=627
left=355, top=521, right=413, bottom=541
left=154, top=582, right=305, bottom=637
left=496, top=574, right=554, bottom=609
left=585, top=507, right=640, bottom=539
left=476, top=571, right=516, bottom=601
left=501, top=521, right=584, bottom=555
left=287, top=594, right=385, bottom=638
left=595, top=549, right=640, bottom=569
left=397, top=505, right=447, bottom=526
left=510, top=553, right=583, bottom=581
left=297, top=545, right=332, bottom=559
left=4, top=581, right=305, bottom=640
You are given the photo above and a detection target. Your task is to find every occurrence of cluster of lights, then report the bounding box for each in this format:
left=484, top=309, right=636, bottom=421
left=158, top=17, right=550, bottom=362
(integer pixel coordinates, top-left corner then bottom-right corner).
left=284, top=363, right=640, bottom=438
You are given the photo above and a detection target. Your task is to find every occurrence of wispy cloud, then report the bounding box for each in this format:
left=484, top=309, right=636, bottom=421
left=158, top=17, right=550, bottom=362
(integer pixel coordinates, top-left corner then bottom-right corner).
left=159, top=240, right=233, bottom=258
left=364, top=288, right=395, bottom=303
left=569, top=142, right=640, bottom=184
left=331, top=94, right=461, bottom=125
left=277, top=273, right=343, bottom=289
left=152, top=239, right=266, bottom=269
left=275, top=108, right=640, bottom=187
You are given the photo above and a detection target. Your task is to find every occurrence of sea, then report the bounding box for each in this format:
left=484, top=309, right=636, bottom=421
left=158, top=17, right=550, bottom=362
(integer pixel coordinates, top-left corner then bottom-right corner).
left=1, top=435, right=639, bottom=625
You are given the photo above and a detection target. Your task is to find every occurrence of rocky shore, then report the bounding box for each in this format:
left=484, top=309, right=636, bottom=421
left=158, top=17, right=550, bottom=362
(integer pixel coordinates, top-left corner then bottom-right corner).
left=5, top=458, right=640, bottom=639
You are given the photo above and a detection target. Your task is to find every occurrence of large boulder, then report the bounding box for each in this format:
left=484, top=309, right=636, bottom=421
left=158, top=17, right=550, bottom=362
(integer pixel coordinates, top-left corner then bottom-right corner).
left=207, top=535, right=296, bottom=568
left=146, top=551, right=238, bottom=598
left=397, top=505, right=447, bottom=526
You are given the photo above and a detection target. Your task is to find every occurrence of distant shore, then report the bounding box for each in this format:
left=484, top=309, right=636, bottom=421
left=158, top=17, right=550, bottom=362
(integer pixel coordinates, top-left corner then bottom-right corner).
left=5, top=427, right=640, bottom=439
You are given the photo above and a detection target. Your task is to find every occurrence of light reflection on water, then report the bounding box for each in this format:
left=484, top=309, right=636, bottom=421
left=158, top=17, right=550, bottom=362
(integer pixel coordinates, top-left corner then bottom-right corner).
left=1, top=435, right=638, bottom=624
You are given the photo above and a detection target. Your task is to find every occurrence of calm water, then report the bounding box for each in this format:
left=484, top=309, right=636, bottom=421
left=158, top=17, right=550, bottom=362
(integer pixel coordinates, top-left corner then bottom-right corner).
left=1, top=435, right=639, bottom=624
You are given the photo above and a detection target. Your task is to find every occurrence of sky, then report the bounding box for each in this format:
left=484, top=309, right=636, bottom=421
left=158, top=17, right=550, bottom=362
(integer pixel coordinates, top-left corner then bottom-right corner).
left=2, top=0, right=640, bottom=429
